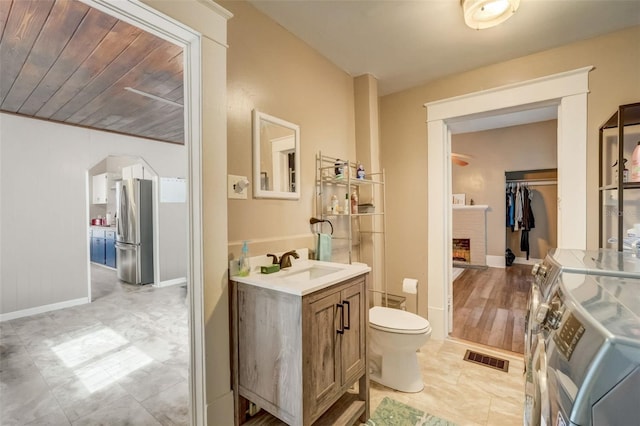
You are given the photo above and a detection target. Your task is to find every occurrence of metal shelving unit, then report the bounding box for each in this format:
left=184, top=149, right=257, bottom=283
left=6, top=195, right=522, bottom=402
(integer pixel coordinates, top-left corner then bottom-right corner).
left=316, top=152, right=392, bottom=305
left=316, top=153, right=385, bottom=256
left=599, top=102, right=640, bottom=251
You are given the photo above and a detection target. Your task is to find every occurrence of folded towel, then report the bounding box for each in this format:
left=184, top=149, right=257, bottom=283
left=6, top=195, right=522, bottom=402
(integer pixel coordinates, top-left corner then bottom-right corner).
left=316, top=233, right=332, bottom=261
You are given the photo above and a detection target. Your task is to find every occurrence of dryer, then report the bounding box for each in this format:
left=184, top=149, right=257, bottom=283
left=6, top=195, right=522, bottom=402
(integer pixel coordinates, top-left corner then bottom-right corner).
left=525, top=249, right=640, bottom=425
left=528, top=272, right=640, bottom=425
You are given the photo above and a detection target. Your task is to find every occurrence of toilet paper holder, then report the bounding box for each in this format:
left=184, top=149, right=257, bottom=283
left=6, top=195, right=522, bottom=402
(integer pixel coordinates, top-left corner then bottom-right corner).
left=403, top=278, right=419, bottom=314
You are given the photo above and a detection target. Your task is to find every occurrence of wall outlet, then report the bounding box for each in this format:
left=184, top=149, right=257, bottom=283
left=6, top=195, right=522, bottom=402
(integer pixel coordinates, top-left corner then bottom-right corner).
left=228, top=174, right=249, bottom=199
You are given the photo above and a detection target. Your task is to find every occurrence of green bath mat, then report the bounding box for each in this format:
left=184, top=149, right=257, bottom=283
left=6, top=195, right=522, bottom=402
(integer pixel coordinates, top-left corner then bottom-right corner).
left=365, top=397, right=457, bottom=426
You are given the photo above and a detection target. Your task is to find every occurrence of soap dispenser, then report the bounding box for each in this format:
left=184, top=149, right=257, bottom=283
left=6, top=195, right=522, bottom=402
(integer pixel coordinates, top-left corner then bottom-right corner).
left=238, top=241, right=250, bottom=276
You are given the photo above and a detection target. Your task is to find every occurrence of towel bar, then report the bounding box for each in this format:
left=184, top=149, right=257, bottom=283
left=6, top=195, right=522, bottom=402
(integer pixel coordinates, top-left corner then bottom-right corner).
left=309, top=217, right=333, bottom=235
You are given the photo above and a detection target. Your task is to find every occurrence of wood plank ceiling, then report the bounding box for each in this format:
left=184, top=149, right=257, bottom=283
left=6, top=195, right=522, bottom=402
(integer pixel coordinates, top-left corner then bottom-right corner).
left=0, top=0, right=184, bottom=144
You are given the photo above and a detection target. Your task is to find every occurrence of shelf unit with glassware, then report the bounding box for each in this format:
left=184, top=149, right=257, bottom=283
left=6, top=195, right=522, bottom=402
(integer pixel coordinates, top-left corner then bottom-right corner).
left=599, top=102, right=640, bottom=251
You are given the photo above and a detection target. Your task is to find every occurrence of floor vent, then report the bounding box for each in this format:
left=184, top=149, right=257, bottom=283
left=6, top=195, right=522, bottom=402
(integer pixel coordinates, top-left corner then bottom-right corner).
left=463, top=349, right=509, bottom=372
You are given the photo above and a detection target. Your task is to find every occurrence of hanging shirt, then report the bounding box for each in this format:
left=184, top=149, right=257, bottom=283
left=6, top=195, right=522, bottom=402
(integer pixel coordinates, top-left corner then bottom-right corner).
left=521, top=230, right=530, bottom=260
left=522, top=186, right=535, bottom=231
left=506, top=184, right=513, bottom=227
left=506, top=183, right=518, bottom=229
left=514, top=184, right=523, bottom=231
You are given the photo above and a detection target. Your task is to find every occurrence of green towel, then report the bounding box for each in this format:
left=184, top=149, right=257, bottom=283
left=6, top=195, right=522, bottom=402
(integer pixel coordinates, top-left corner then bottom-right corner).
left=316, top=233, right=332, bottom=261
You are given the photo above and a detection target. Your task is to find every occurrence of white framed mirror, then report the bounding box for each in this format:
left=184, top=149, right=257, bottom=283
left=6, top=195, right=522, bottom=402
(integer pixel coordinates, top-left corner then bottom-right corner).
left=252, top=110, right=300, bottom=199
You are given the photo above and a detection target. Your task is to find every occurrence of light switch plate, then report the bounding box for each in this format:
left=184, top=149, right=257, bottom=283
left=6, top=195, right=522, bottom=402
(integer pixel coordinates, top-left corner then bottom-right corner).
left=228, top=174, right=249, bottom=199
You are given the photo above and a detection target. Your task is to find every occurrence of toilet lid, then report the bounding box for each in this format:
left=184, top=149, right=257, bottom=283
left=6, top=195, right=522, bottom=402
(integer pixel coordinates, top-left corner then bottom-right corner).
left=369, top=306, right=431, bottom=334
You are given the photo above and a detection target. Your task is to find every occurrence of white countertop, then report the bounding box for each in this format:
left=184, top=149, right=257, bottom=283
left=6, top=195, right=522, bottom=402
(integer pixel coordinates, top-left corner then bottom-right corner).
left=231, top=259, right=371, bottom=296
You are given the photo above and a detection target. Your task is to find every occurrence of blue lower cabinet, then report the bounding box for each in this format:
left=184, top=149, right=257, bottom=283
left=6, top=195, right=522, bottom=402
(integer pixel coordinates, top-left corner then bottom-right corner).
left=91, top=238, right=106, bottom=264
left=105, top=231, right=116, bottom=268
left=90, top=228, right=116, bottom=268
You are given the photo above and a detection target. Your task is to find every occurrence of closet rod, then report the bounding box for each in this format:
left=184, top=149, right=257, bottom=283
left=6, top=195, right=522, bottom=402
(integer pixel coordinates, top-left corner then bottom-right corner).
left=506, top=178, right=557, bottom=186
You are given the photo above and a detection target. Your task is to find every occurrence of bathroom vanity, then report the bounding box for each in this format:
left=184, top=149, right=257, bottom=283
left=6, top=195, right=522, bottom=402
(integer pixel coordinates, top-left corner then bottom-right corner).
left=230, top=259, right=371, bottom=426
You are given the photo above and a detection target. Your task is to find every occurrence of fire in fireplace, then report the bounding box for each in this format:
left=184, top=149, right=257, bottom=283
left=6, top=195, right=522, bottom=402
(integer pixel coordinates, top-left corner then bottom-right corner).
left=453, top=238, right=470, bottom=263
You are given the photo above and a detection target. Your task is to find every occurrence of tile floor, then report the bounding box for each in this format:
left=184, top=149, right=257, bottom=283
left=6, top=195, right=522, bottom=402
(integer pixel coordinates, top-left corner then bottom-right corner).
left=1, top=265, right=524, bottom=425
left=0, top=265, right=189, bottom=425
left=370, top=338, right=525, bottom=425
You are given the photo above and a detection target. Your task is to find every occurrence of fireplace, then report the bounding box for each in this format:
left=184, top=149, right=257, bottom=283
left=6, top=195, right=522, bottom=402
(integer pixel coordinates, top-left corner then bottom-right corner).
left=453, top=238, right=470, bottom=263
left=453, top=205, right=488, bottom=266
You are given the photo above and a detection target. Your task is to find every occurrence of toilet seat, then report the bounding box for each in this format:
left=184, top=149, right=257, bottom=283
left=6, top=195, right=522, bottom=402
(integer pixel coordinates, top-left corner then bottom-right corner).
left=369, top=306, right=431, bottom=335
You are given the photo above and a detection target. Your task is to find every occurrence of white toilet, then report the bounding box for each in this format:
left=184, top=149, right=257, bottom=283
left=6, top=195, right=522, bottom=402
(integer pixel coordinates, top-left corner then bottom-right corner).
left=368, top=306, right=432, bottom=393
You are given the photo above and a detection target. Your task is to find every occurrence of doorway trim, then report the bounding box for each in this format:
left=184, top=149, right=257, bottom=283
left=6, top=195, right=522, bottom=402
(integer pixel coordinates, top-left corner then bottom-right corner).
left=425, top=66, right=592, bottom=339
left=80, top=0, right=205, bottom=423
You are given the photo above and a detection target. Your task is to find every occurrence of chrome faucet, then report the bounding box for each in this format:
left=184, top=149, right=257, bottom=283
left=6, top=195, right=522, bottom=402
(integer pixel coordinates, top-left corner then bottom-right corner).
left=279, top=250, right=299, bottom=269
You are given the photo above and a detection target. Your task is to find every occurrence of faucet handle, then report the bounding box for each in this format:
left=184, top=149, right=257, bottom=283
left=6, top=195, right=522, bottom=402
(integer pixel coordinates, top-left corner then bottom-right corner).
left=266, top=254, right=278, bottom=264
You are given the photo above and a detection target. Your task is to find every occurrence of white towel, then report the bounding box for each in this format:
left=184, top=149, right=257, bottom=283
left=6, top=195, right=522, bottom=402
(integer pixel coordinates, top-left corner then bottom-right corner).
left=316, top=233, right=332, bottom=261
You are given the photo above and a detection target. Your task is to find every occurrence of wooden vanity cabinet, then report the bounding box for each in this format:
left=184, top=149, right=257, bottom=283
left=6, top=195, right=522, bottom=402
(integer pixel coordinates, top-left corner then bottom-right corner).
left=231, top=273, right=369, bottom=426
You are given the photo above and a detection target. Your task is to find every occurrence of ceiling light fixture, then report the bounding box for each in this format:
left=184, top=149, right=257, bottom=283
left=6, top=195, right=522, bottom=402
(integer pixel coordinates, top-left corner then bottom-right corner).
left=461, top=0, right=520, bottom=30
left=452, top=153, right=472, bottom=166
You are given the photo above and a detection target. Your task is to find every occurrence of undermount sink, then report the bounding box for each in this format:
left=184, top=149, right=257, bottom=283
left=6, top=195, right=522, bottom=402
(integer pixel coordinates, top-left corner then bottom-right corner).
left=282, top=265, right=342, bottom=282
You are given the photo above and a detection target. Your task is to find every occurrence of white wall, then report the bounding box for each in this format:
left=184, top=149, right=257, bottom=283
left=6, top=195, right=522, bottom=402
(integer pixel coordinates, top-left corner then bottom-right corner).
left=0, top=113, right=187, bottom=317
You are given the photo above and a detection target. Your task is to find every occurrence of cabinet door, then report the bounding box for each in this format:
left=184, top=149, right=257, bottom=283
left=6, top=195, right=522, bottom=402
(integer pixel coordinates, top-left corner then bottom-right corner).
left=90, top=238, right=106, bottom=264
left=90, top=237, right=96, bottom=262
left=340, top=279, right=366, bottom=385
left=308, top=291, right=342, bottom=411
left=105, top=238, right=116, bottom=268
left=92, top=173, right=108, bottom=204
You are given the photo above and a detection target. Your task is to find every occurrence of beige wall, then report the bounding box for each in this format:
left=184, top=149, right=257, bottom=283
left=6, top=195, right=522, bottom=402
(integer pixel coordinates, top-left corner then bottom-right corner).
left=452, top=120, right=558, bottom=260
left=220, top=0, right=356, bottom=259
left=139, top=1, right=358, bottom=419
left=141, top=0, right=233, bottom=420
left=134, top=1, right=640, bottom=418
left=380, top=26, right=640, bottom=311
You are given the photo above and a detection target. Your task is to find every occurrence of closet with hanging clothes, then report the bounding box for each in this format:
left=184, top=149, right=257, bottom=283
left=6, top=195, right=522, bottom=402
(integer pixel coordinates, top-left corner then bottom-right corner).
left=505, top=169, right=558, bottom=263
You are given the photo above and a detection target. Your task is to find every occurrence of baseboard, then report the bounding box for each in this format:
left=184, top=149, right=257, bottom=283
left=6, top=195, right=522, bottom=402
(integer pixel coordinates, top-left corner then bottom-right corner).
left=90, top=261, right=116, bottom=270
left=486, top=255, right=506, bottom=268
left=513, top=257, right=541, bottom=266
left=0, top=297, right=90, bottom=322
left=155, top=277, right=187, bottom=288
left=206, top=390, right=234, bottom=425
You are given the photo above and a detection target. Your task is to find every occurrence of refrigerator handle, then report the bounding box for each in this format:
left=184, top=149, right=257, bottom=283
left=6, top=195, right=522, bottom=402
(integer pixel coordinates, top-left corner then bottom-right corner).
left=115, top=242, right=136, bottom=250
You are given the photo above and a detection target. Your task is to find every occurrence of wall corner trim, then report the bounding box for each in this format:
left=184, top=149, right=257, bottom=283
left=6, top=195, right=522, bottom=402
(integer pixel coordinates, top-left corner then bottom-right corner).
left=195, top=0, right=233, bottom=19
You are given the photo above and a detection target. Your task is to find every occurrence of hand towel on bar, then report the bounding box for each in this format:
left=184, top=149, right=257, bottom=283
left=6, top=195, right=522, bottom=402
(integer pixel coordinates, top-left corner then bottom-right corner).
left=316, top=233, right=332, bottom=261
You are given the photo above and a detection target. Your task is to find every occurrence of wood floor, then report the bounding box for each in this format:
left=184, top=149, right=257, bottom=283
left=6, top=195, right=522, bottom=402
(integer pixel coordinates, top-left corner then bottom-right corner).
left=451, top=264, right=532, bottom=354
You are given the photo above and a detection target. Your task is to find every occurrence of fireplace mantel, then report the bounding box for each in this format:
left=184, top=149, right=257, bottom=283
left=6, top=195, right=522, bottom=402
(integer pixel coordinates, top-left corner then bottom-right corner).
left=452, top=204, right=488, bottom=210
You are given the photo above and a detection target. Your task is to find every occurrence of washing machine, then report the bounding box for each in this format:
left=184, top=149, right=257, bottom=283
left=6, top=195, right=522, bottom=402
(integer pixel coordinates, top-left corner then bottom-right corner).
left=524, top=248, right=640, bottom=425
left=527, top=249, right=640, bottom=354
left=527, top=271, right=640, bottom=425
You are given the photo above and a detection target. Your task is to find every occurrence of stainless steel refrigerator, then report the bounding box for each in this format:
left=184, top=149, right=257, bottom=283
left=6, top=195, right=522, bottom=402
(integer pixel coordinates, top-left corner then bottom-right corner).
left=115, top=178, right=154, bottom=285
